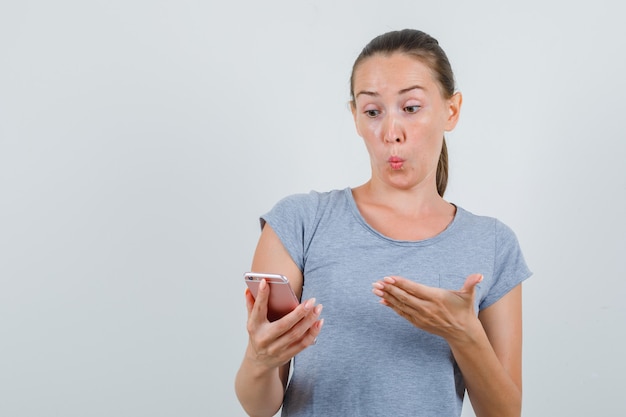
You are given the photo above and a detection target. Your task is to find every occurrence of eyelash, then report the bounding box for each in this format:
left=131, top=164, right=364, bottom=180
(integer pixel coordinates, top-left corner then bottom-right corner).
left=364, top=106, right=420, bottom=118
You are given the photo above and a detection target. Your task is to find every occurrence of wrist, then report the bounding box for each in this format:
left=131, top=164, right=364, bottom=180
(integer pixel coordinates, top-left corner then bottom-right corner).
left=243, top=343, right=284, bottom=379
left=445, top=315, right=484, bottom=348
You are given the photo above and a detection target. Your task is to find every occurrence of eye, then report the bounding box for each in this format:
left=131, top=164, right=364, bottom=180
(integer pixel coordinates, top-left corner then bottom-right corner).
left=404, top=105, right=420, bottom=113
left=364, top=109, right=380, bottom=118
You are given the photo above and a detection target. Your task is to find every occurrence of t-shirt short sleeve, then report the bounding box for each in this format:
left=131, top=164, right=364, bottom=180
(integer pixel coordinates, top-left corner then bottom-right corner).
left=480, top=219, right=533, bottom=310
left=260, top=191, right=321, bottom=272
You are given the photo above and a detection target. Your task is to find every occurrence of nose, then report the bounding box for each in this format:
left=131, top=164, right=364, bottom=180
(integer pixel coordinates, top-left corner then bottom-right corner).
left=382, top=113, right=405, bottom=144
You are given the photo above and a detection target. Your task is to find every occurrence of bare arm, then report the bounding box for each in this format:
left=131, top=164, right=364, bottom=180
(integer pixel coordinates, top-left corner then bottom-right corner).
left=372, top=275, right=523, bottom=417
left=235, top=225, right=323, bottom=417
left=449, top=285, right=522, bottom=417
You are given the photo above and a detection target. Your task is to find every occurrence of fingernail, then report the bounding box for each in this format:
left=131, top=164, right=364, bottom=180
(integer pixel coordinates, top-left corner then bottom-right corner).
left=383, top=276, right=395, bottom=283
left=315, top=304, right=323, bottom=315
left=372, top=282, right=384, bottom=289
left=305, top=298, right=316, bottom=310
left=372, top=288, right=384, bottom=297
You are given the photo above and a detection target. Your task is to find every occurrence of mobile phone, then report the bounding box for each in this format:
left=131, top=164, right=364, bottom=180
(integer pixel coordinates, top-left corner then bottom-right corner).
left=244, top=272, right=300, bottom=322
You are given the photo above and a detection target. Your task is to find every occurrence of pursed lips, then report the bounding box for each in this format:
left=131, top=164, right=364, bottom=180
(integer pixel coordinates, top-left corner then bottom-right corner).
left=388, top=156, right=405, bottom=170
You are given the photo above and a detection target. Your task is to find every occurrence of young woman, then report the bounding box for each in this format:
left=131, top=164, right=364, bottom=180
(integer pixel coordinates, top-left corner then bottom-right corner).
left=235, top=29, right=531, bottom=417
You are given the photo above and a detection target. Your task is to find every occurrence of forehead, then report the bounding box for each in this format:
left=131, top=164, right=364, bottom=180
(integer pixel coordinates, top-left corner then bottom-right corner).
left=353, top=52, right=439, bottom=93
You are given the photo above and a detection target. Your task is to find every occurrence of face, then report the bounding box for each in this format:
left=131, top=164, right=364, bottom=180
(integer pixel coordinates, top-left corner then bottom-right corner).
left=351, top=52, right=461, bottom=192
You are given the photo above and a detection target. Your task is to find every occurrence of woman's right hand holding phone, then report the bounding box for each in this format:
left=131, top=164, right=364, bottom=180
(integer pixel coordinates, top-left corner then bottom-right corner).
left=244, top=278, right=324, bottom=370
left=236, top=224, right=320, bottom=416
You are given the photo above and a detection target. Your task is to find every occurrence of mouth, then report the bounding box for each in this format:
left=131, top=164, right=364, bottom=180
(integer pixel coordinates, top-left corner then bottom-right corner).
left=388, top=156, right=405, bottom=170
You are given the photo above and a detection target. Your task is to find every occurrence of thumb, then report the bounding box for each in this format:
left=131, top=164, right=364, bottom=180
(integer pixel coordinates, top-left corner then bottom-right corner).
left=459, top=273, right=483, bottom=294
left=250, top=278, right=270, bottom=322
left=244, top=288, right=255, bottom=314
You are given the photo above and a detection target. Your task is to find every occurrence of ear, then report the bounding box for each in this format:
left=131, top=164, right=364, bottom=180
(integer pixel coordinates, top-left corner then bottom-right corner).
left=444, top=92, right=462, bottom=131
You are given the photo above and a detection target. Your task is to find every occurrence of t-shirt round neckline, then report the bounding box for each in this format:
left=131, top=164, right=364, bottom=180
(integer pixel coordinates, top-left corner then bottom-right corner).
left=343, top=187, right=463, bottom=246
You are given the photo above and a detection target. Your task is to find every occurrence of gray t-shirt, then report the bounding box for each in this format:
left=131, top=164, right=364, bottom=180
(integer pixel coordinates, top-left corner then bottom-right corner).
left=261, top=188, right=532, bottom=417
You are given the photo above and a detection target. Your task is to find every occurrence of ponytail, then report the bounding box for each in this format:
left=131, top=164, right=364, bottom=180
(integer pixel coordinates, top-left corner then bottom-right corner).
left=436, top=138, right=448, bottom=197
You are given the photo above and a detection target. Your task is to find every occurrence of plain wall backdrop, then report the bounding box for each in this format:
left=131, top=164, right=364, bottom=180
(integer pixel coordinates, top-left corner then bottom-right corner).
left=1, top=1, right=625, bottom=416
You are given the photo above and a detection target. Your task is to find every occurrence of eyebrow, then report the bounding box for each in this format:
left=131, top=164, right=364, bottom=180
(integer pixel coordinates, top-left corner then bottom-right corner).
left=355, top=85, right=424, bottom=98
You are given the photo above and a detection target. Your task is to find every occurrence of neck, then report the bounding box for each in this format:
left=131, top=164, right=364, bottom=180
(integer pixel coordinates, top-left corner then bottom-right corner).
left=350, top=181, right=456, bottom=241
left=354, top=180, right=450, bottom=216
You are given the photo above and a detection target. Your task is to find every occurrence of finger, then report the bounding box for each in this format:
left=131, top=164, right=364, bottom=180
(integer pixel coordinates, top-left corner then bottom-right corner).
left=381, top=287, right=422, bottom=316
left=267, top=305, right=324, bottom=359
left=274, top=300, right=322, bottom=342
left=374, top=278, right=445, bottom=324
left=459, top=273, right=483, bottom=294
left=270, top=320, right=323, bottom=364
left=375, top=276, right=434, bottom=308
left=307, top=317, right=325, bottom=346
left=383, top=276, right=438, bottom=299
left=372, top=280, right=413, bottom=308
left=374, top=282, right=424, bottom=318
left=286, top=313, right=325, bottom=351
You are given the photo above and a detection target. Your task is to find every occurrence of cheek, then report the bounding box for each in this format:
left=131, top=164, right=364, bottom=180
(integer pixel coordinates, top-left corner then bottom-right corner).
left=410, top=118, right=444, bottom=144
left=371, top=124, right=383, bottom=142
left=356, top=119, right=382, bottom=141
left=407, top=123, right=445, bottom=160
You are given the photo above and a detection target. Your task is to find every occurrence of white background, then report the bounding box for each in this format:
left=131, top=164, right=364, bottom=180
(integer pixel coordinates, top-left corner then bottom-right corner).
left=1, top=1, right=625, bottom=416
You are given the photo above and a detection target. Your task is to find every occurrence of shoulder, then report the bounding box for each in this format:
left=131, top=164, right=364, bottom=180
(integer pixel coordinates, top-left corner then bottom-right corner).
left=259, top=189, right=349, bottom=271
left=264, top=189, right=346, bottom=219
left=454, top=206, right=519, bottom=241
left=260, top=188, right=349, bottom=231
left=454, top=206, right=532, bottom=309
left=453, top=205, right=529, bottom=274
left=276, top=188, right=346, bottom=205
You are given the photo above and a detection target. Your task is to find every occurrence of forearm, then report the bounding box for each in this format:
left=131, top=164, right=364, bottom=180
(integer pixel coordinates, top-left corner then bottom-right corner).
left=235, top=345, right=287, bottom=417
left=448, top=320, right=521, bottom=417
